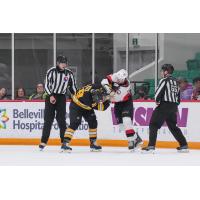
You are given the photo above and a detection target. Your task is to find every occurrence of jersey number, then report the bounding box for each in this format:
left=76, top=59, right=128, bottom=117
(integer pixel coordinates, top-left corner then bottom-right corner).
left=171, top=86, right=178, bottom=93
left=76, top=85, right=92, bottom=98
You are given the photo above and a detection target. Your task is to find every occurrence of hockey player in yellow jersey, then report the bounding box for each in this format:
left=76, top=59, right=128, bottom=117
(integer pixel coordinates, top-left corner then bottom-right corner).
left=61, top=84, right=110, bottom=152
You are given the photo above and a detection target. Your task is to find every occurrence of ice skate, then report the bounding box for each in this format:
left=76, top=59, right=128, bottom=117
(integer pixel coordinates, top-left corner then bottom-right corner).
left=128, top=140, right=135, bottom=152
left=128, top=133, right=143, bottom=152
left=141, top=146, right=155, bottom=154
left=177, top=145, right=189, bottom=153
left=90, top=143, right=102, bottom=152
left=134, top=133, right=143, bottom=149
left=39, top=143, right=46, bottom=151
left=60, top=143, right=72, bottom=153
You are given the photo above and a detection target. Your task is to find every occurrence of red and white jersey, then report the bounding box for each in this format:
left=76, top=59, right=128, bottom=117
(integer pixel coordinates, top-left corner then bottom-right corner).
left=111, top=84, right=132, bottom=102
left=104, top=74, right=132, bottom=102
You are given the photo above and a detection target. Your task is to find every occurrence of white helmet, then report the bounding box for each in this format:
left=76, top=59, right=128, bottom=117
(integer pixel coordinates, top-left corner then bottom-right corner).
left=113, top=69, right=128, bottom=83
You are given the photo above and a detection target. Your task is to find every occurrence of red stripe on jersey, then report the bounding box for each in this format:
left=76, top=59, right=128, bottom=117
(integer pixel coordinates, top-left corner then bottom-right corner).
left=123, top=93, right=131, bottom=101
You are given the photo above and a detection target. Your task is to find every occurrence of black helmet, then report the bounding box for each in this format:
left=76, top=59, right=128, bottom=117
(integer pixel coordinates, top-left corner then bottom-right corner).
left=56, top=55, right=68, bottom=64
left=161, top=64, right=174, bottom=74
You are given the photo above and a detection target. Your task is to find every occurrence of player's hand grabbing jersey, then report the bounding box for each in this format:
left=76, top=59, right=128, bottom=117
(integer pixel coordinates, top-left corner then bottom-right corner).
left=101, top=74, right=132, bottom=102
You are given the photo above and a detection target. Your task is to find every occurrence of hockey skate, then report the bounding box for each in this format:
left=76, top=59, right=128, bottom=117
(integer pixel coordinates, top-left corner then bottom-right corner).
left=60, top=142, right=72, bottom=153
left=134, top=133, right=143, bottom=149
left=90, top=143, right=102, bottom=152
left=128, top=133, right=143, bottom=152
left=141, top=146, right=155, bottom=154
left=39, top=143, right=46, bottom=151
left=177, top=145, right=189, bottom=153
left=128, top=140, right=135, bottom=152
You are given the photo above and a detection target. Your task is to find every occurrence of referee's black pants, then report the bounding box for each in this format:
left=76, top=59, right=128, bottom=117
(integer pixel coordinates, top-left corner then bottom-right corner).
left=41, top=94, right=66, bottom=144
left=148, top=102, right=188, bottom=147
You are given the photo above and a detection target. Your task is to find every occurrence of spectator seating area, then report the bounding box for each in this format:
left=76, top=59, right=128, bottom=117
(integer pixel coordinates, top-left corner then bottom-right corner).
left=2, top=52, right=200, bottom=101
left=143, top=52, right=200, bottom=99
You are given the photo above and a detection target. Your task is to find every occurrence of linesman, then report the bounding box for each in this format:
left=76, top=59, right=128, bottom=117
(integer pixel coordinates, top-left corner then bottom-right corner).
left=39, top=55, right=77, bottom=150
left=142, top=64, right=188, bottom=153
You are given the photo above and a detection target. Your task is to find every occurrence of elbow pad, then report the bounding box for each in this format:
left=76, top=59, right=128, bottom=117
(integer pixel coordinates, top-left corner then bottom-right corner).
left=101, top=79, right=112, bottom=94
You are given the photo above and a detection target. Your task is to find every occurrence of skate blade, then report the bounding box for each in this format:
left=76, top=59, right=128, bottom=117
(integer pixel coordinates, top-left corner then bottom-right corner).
left=177, top=149, right=189, bottom=153
left=60, top=149, right=72, bottom=153
left=141, top=149, right=155, bottom=154
left=130, top=141, right=143, bottom=152
left=39, top=148, right=44, bottom=152
left=90, top=149, right=102, bottom=152
left=129, top=147, right=142, bottom=152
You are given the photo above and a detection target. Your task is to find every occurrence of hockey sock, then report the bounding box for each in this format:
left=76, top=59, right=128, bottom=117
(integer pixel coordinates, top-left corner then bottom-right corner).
left=122, top=117, right=136, bottom=141
left=89, top=128, right=97, bottom=144
left=64, top=128, right=75, bottom=144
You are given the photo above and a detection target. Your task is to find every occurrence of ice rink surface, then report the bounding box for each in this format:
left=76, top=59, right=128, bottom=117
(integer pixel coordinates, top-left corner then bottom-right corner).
left=0, top=145, right=200, bottom=166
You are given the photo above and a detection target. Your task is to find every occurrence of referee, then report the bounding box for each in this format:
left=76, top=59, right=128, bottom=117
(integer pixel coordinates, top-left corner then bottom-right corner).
left=39, top=55, right=77, bottom=150
left=142, top=64, right=188, bottom=153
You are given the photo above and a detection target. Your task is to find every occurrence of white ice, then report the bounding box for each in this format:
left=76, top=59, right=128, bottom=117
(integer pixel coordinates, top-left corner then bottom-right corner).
left=0, top=145, right=200, bottom=166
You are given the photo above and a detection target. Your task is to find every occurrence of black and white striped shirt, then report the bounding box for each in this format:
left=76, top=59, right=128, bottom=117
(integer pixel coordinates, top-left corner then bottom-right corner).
left=155, top=75, right=180, bottom=104
left=45, top=66, right=77, bottom=96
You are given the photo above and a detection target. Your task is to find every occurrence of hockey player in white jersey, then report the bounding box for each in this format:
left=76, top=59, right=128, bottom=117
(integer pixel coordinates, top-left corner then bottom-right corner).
left=101, top=69, right=143, bottom=151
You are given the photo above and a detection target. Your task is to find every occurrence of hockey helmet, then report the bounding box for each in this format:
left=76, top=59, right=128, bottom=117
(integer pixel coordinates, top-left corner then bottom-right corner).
left=113, top=69, right=128, bottom=83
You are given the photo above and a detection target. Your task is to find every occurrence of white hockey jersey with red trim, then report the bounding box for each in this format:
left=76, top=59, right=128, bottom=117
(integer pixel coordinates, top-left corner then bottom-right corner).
left=106, top=74, right=132, bottom=102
